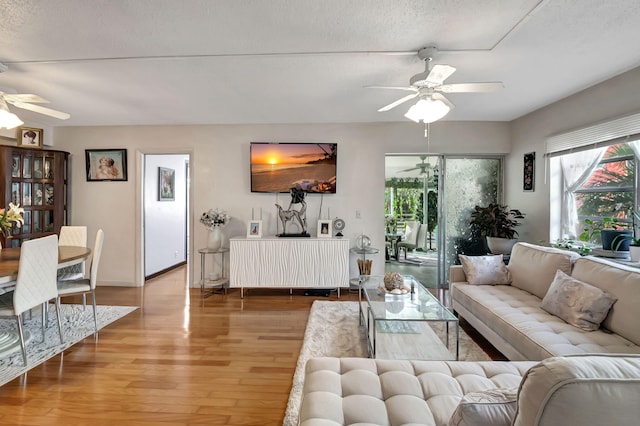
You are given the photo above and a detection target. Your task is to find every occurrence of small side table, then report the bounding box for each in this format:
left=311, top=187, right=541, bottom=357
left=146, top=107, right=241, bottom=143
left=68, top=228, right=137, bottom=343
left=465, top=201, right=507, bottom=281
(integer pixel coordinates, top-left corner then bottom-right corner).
left=199, top=247, right=229, bottom=296
left=349, top=246, right=380, bottom=292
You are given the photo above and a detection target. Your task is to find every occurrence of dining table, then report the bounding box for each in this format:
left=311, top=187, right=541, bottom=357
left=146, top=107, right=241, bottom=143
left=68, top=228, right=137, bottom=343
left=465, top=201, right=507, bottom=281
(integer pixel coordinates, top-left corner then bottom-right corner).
left=0, top=245, right=92, bottom=358
left=0, top=245, right=92, bottom=291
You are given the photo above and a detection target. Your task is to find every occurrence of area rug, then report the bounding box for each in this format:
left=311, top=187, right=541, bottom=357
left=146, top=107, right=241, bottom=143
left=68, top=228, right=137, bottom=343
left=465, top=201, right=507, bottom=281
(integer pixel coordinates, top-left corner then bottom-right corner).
left=283, top=300, right=491, bottom=426
left=0, top=304, right=138, bottom=387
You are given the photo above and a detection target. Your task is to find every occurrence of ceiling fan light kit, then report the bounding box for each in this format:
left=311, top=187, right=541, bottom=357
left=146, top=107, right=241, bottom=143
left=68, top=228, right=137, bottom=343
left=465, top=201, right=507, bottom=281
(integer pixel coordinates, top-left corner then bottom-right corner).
left=0, top=98, right=24, bottom=129
left=404, top=97, right=450, bottom=123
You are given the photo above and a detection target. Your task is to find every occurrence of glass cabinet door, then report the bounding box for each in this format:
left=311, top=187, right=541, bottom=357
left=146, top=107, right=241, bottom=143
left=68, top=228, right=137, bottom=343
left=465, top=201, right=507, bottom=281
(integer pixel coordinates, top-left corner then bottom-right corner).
left=12, top=155, right=20, bottom=178
left=34, top=157, right=44, bottom=179
left=23, top=156, right=32, bottom=178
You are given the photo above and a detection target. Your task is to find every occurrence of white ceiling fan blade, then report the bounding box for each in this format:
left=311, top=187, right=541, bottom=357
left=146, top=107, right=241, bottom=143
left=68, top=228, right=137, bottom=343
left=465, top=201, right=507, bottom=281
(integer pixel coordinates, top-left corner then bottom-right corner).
left=377, top=93, right=418, bottom=112
left=432, top=93, right=455, bottom=109
left=365, top=85, right=418, bottom=92
left=4, top=93, right=50, bottom=103
left=11, top=101, right=70, bottom=120
left=438, top=82, right=504, bottom=93
left=426, top=64, right=456, bottom=85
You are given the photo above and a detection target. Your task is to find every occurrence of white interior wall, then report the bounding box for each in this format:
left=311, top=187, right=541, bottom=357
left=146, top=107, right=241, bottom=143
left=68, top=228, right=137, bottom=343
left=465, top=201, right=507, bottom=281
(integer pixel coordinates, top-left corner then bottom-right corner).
left=508, top=66, right=640, bottom=244
left=53, top=121, right=510, bottom=287
left=144, top=154, right=189, bottom=276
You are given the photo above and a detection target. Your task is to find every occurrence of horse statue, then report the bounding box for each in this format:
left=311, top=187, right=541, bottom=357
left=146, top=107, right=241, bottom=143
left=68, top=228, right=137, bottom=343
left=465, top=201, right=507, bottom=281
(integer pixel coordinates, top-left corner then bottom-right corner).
left=275, top=204, right=306, bottom=235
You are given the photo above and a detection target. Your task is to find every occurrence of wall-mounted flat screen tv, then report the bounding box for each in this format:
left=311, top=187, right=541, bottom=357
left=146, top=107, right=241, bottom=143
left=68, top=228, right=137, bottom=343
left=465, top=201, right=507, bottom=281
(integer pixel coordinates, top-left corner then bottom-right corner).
left=250, top=142, right=337, bottom=193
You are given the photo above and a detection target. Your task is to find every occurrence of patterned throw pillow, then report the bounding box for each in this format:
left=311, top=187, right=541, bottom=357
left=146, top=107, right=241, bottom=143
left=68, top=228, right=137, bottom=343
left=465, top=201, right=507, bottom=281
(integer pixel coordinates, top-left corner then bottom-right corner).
left=458, top=254, right=512, bottom=285
left=540, top=269, right=617, bottom=331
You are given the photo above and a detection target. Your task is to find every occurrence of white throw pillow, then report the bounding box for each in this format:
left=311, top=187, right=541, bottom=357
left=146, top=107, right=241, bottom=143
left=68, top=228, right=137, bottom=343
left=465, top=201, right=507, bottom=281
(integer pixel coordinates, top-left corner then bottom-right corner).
left=540, top=269, right=617, bottom=331
left=448, top=387, right=518, bottom=426
left=458, top=254, right=512, bottom=285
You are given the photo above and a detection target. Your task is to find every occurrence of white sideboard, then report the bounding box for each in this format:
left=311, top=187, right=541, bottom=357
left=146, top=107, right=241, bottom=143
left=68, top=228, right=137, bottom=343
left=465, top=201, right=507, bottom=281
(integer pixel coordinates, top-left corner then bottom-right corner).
left=230, top=237, right=350, bottom=295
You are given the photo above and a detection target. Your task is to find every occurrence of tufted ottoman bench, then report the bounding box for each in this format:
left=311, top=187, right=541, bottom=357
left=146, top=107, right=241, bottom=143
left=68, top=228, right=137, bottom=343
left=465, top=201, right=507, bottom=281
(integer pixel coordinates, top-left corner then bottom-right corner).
left=298, top=357, right=534, bottom=425
left=298, top=355, right=640, bottom=426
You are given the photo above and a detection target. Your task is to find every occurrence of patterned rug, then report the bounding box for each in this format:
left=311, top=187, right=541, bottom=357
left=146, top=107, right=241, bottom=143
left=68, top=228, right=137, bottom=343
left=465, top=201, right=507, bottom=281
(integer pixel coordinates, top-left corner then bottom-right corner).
left=0, top=304, right=138, bottom=387
left=283, top=300, right=490, bottom=426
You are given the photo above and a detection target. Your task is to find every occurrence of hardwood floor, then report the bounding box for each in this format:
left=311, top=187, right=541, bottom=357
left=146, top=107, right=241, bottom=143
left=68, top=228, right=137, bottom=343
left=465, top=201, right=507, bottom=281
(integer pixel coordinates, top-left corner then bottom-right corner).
left=0, top=266, right=502, bottom=425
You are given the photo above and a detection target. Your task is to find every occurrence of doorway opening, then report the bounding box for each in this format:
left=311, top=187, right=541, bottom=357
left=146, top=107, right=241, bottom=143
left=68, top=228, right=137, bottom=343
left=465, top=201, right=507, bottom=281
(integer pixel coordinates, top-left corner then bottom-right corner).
left=384, top=155, right=440, bottom=288
left=143, top=153, right=190, bottom=285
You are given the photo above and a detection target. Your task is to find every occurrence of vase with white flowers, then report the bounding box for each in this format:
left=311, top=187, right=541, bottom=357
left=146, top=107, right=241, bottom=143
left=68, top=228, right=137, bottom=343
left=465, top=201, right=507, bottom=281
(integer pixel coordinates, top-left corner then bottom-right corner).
left=200, top=208, right=230, bottom=250
left=0, top=203, right=25, bottom=249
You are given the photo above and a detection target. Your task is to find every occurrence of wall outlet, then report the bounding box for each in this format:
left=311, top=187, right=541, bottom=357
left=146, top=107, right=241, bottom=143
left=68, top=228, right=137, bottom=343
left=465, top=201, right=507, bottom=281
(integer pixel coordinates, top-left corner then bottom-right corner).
left=174, top=251, right=179, bottom=259
left=355, top=210, right=361, bottom=219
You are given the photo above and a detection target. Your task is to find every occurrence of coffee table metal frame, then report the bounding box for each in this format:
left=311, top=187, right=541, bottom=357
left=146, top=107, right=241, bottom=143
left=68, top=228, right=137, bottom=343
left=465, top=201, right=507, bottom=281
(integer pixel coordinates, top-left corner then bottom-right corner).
left=358, top=274, right=459, bottom=360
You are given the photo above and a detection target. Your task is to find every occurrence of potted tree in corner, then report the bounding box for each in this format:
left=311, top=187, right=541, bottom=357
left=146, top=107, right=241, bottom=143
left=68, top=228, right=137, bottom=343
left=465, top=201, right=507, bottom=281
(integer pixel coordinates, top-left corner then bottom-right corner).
left=469, top=203, right=525, bottom=255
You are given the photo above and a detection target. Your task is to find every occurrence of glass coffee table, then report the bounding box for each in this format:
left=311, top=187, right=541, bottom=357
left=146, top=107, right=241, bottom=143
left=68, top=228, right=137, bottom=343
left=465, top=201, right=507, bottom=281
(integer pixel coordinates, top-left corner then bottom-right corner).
left=358, top=275, right=459, bottom=360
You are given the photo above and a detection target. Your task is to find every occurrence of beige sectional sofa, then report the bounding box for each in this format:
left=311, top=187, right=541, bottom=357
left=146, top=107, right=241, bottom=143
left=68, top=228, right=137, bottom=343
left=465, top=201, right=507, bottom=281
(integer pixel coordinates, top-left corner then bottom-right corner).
left=450, top=242, right=640, bottom=361
left=296, top=242, right=640, bottom=425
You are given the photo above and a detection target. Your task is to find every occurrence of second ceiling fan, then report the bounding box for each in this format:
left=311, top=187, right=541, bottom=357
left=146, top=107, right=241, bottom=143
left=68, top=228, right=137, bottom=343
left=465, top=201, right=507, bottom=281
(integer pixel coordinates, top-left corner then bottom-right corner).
left=367, top=47, right=503, bottom=122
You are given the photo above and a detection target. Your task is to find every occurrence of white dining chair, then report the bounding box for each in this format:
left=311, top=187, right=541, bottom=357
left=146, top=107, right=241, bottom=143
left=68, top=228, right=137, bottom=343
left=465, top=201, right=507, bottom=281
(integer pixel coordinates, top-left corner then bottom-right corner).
left=57, top=229, right=104, bottom=333
left=57, top=226, right=88, bottom=281
left=0, top=235, right=63, bottom=365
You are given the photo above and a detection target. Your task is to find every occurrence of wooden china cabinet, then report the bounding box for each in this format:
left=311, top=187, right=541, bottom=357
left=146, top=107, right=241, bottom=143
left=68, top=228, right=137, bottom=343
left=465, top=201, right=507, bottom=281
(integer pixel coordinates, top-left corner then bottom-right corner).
left=0, top=145, right=69, bottom=248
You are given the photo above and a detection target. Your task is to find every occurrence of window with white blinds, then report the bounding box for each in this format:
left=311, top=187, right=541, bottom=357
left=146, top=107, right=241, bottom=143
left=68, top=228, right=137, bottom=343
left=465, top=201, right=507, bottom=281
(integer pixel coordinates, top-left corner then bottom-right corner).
left=546, top=111, right=640, bottom=157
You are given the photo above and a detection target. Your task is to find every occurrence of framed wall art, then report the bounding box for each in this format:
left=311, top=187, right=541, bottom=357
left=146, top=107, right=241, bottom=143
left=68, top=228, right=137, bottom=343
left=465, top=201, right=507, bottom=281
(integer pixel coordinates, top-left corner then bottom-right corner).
left=85, top=149, right=128, bottom=181
left=317, top=219, right=332, bottom=238
left=158, top=167, right=175, bottom=201
left=247, top=220, right=262, bottom=238
left=523, top=152, right=535, bottom=192
left=17, top=126, right=43, bottom=149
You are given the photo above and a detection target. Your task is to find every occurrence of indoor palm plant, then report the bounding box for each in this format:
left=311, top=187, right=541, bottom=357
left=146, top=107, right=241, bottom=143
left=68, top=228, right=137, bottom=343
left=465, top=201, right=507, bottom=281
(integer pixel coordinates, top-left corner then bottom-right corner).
left=469, top=203, right=525, bottom=254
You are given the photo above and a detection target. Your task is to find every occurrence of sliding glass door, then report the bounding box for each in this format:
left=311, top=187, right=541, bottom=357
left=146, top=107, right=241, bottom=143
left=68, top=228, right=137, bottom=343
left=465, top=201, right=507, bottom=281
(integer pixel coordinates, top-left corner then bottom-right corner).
left=385, top=155, right=502, bottom=293
left=438, top=157, right=502, bottom=289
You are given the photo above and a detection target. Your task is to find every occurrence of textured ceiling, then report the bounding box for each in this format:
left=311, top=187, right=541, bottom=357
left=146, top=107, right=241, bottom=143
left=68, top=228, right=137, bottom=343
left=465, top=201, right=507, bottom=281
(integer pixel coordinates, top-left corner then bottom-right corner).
left=1, top=0, right=640, bottom=127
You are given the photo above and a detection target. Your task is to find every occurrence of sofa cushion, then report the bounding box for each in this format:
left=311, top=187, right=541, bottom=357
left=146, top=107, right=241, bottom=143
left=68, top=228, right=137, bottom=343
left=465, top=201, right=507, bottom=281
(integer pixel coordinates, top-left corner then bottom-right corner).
left=448, top=387, right=518, bottom=426
left=451, top=282, right=640, bottom=361
left=513, top=354, right=640, bottom=426
left=540, top=269, right=617, bottom=331
left=459, top=254, right=512, bottom=285
left=570, top=256, right=640, bottom=346
left=508, top=243, right=580, bottom=299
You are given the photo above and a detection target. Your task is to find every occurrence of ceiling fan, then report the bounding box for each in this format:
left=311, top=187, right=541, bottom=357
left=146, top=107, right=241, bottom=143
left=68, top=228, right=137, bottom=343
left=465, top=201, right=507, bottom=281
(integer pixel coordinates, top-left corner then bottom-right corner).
left=0, top=92, right=70, bottom=121
left=366, top=47, right=503, bottom=121
left=400, top=156, right=437, bottom=175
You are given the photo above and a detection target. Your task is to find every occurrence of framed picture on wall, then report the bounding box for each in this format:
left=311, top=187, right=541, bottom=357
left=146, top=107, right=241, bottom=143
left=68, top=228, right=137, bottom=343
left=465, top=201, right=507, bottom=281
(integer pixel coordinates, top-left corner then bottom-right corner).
left=523, top=152, right=535, bottom=192
left=158, top=167, right=175, bottom=201
left=247, top=220, right=262, bottom=238
left=85, top=149, right=128, bottom=181
left=17, top=126, right=44, bottom=149
left=317, top=219, right=332, bottom=238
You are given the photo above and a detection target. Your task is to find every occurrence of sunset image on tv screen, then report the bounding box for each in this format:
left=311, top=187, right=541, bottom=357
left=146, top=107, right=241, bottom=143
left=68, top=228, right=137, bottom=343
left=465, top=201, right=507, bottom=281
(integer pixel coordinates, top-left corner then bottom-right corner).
left=250, top=143, right=337, bottom=193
